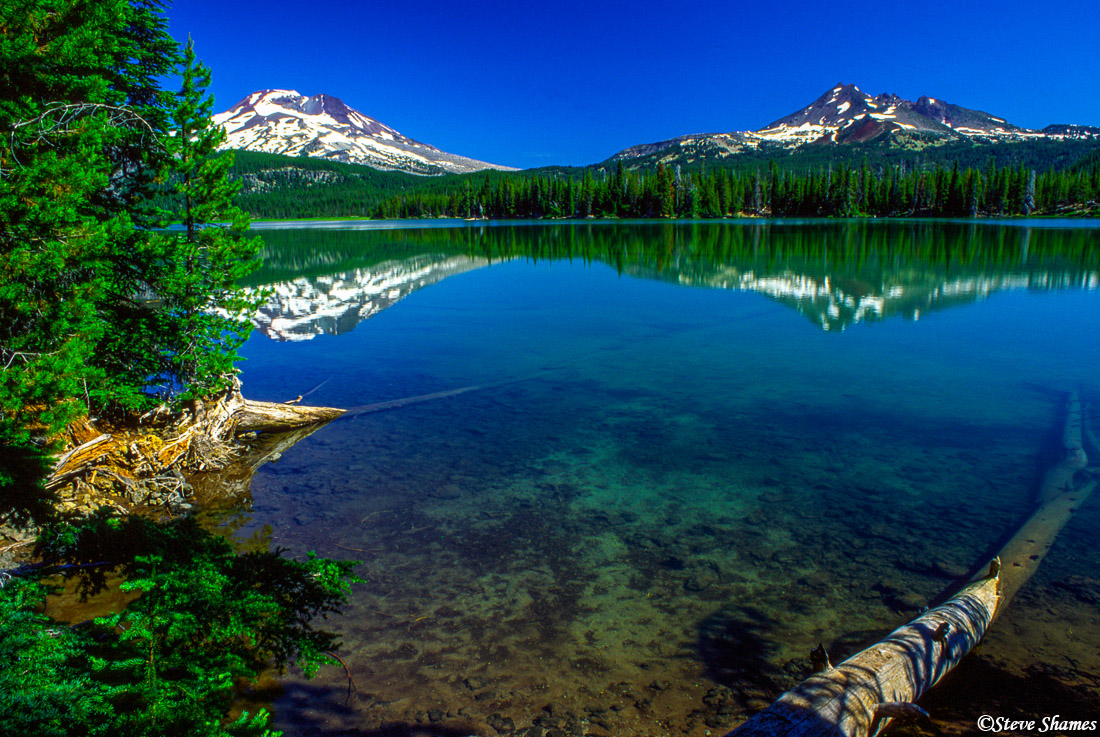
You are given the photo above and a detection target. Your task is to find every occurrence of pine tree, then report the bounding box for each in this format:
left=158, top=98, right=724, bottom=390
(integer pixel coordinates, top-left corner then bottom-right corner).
left=152, top=39, right=262, bottom=399
left=656, top=163, right=674, bottom=218
left=1, top=4, right=262, bottom=522
left=1022, top=168, right=1037, bottom=215
left=0, top=0, right=175, bottom=520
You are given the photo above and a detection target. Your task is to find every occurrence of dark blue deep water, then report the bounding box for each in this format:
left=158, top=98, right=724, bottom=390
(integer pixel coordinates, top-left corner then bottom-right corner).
left=224, top=221, right=1100, bottom=736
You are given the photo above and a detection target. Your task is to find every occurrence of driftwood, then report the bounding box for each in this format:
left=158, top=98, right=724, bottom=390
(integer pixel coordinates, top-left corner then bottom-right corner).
left=182, top=376, right=345, bottom=437
left=42, top=377, right=344, bottom=512
left=341, top=371, right=554, bottom=419
left=231, top=398, right=345, bottom=434
left=1037, top=393, right=1089, bottom=504
left=727, top=564, right=1002, bottom=737
left=46, top=434, right=114, bottom=491
left=727, top=392, right=1095, bottom=737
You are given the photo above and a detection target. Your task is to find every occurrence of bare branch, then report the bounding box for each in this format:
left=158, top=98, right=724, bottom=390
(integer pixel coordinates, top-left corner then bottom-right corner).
left=3, top=103, right=164, bottom=175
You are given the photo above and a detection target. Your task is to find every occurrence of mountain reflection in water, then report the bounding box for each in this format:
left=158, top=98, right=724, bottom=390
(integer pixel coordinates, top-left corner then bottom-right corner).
left=246, top=220, right=1099, bottom=338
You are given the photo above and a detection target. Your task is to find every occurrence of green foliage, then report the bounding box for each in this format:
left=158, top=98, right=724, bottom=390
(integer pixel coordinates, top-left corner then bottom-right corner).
left=0, top=576, right=119, bottom=736
left=1, top=515, right=359, bottom=737
left=1, top=2, right=263, bottom=524
left=148, top=40, right=263, bottom=399
left=0, top=6, right=357, bottom=736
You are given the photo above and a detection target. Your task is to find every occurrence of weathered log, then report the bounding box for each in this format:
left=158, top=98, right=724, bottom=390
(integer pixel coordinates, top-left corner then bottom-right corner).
left=341, top=373, right=546, bottom=419
left=337, top=362, right=590, bottom=420
left=41, top=376, right=345, bottom=511
left=182, top=377, right=344, bottom=436
left=230, top=399, right=345, bottom=435
left=727, top=565, right=1001, bottom=737
left=45, top=434, right=113, bottom=491
left=726, top=392, right=1095, bottom=737
left=995, top=479, right=1095, bottom=606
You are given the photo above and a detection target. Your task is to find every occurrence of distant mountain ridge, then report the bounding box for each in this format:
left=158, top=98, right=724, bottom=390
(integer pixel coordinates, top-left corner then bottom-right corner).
left=213, top=90, right=516, bottom=175
left=611, top=83, right=1100, bottom=164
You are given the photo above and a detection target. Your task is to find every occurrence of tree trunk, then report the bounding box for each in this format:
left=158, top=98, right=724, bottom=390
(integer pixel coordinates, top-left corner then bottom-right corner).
left=44, top=377, right=345, bottom=505
left=726, top=392, right=1094, bottom=737
left=727, top=568, right=1001, bottom=737
left=231, top=399, right=345, bottom=434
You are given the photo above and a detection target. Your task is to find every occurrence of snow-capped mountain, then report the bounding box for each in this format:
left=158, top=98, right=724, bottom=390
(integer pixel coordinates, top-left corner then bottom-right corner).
left=213, top=90, right=517, bottom=175
left=756, top=83, right=1028, bottom=144
left=611, top=83, right=1100, bottom=162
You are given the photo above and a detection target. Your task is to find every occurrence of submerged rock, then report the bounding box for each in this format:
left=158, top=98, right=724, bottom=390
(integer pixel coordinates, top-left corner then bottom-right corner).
left=684, top=565, right=719, bottom=591
left=487, top=712, right=515, bottom=734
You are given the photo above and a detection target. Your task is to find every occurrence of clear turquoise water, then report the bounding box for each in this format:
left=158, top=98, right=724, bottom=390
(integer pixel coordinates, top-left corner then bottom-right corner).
left=227, top=221, right=1100, bottom=736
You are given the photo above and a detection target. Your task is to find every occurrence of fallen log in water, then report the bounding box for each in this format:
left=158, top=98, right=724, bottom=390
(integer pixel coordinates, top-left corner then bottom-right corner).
left=340, top=372, right=552, bottom=419
left=727, top=564, right=1002, bottom=737
left=184, top=376, right=346, bottom=436
left=1037, top=392, right=1088, bottom=504
left=996, top=392, right=1095, bottom=607
left=727, top=392, right=1095, bottom=737
left=231, top=398, right=345, bottom=434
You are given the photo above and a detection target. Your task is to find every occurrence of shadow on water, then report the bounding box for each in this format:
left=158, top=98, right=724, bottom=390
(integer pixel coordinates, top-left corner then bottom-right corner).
left=274, top=682, right=481, bottom=737
left=902, top=655, right=1100, bottom=736
left=696, top=606, right=785, bottom=696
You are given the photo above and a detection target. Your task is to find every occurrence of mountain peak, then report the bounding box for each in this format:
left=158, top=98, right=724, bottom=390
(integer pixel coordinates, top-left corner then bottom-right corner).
left=755, top=84, right=1032, bottom=145
left=609, top=82, right=1100, bottom=165
left=252, top=88, right=300, bottom=99
left=831, top=82, right=861, bottom=94
left=213, top=89, right=516, bottom=175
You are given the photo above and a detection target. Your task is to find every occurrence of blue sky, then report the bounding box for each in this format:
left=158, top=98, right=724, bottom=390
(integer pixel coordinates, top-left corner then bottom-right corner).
left=169, top=0, right=1100, bottom=170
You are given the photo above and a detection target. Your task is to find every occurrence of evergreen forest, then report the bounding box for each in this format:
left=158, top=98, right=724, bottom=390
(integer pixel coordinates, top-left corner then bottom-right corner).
left=374, top=158, right=1100, bottom=220
left=227, top=143, right=1100, bottom=222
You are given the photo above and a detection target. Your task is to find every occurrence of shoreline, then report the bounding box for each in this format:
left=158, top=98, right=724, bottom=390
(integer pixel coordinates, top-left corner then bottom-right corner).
left=245, top=214, right=1100, bottom=230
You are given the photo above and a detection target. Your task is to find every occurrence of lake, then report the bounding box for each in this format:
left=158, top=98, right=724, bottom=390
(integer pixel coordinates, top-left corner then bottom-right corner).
left=224, top=220, right=1100, bottom=736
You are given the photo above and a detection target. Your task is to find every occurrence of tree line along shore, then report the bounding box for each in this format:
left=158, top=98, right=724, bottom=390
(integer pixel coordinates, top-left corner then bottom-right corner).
left=229, top=147, right=1100, bottom=221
